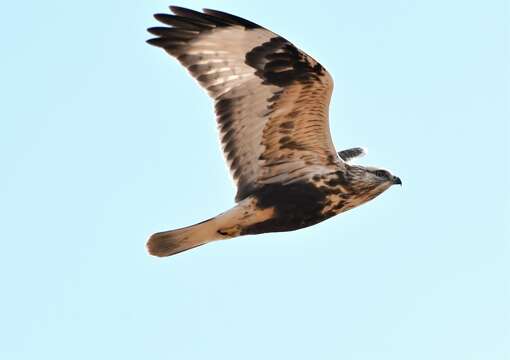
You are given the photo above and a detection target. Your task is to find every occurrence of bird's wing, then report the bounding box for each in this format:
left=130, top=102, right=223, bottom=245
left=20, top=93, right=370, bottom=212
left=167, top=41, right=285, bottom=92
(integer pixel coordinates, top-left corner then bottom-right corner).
left=338, top=147, right=366, bottom=162
left=148, top=6, right=343, bottom=201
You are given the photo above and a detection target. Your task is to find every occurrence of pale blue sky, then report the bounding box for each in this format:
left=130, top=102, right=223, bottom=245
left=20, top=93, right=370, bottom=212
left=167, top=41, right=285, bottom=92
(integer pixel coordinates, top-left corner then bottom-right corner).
left=1, top=1, right=508, bottom=359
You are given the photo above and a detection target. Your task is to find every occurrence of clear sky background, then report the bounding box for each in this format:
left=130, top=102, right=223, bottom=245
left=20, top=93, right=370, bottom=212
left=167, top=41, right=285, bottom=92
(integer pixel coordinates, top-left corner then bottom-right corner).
left=1, top=1, right=508, bottom=359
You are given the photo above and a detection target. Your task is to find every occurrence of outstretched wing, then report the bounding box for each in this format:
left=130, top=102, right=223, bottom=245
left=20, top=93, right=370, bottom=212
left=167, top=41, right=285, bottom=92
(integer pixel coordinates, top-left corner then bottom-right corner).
left=148, top=6, right=343, bottom=201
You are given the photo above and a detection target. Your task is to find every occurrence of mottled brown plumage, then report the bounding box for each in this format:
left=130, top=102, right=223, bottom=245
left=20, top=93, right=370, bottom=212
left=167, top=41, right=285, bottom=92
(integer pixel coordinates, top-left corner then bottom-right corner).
left=146, top=6, right=401, bottom=257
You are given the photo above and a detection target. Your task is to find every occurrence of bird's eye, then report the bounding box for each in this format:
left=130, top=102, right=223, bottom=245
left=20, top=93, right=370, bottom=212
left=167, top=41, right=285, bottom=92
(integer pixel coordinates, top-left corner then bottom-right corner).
left=374, top=170, right=389, bottom=178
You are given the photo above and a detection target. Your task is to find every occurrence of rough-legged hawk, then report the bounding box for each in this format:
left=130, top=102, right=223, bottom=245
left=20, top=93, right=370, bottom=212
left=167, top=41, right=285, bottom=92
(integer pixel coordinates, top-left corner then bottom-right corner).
left=146, top=6, right=401, bottom=257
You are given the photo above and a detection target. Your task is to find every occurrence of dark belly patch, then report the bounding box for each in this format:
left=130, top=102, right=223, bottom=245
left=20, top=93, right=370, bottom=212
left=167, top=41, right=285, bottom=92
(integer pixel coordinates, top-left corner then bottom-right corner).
left=241, top=181, right=332, bottom=235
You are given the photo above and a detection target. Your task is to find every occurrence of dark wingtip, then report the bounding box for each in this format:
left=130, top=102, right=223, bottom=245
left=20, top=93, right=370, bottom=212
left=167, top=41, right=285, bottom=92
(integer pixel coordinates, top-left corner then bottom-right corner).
left=146, top=37, right=162, bottom=47
left=202, top=8, right=261, bottom=28
left=153, top=13, right=168, bottom=21
left=169, top=6, right=208, bottom=18
left=147, top=27, right=161, bottom=36
left=169, top=5, right=188, bottom=14
left=146, top=37, right=183, bottom=49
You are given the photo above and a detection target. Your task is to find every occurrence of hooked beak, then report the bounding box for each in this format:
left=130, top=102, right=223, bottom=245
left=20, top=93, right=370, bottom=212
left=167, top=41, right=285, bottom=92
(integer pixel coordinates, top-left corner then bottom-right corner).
left=392, top=176, right=402, bottom=186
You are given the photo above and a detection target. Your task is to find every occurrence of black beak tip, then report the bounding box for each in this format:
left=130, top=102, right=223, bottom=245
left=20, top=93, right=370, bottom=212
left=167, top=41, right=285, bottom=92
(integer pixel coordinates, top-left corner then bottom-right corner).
left=392, top=176, right=402, bottom=186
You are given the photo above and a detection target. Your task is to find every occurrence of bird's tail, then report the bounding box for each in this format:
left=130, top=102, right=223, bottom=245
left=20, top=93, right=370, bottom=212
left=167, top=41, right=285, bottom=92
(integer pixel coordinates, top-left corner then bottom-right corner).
left=146, top=199, right=275, bottom=257
left=146, top=217, right=222, bottom=257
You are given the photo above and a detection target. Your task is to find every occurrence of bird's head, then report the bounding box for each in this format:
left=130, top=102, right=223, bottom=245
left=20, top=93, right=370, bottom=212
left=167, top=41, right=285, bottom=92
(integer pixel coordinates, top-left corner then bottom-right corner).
left=345, top=164, right=402, bottom=202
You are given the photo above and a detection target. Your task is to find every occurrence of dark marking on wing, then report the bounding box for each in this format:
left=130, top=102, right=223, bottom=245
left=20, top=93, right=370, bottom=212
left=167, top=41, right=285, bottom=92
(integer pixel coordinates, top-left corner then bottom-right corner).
left=147, top=7, right=263, bottom=55
left=245, top=37, right=324, bottom=87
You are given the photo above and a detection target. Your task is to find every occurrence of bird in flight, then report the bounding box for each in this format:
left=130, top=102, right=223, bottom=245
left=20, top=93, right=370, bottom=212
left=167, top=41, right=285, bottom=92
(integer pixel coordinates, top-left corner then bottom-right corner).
left=146, top=6, right=401, bottom=257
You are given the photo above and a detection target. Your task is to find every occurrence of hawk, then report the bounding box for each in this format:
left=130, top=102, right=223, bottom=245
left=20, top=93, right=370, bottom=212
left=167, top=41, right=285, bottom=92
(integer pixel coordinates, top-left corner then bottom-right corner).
left=146, top=6, right=401, bottom=257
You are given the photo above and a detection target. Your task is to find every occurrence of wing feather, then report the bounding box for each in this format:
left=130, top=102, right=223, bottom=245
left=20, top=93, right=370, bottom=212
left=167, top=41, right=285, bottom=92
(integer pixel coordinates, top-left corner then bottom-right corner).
left=147, top=7, right=343, bottom=201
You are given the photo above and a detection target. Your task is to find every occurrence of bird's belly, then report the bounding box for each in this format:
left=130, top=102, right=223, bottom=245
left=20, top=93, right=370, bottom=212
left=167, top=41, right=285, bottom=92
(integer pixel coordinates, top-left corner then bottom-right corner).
left=240, top=181, right=338, bottom=235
